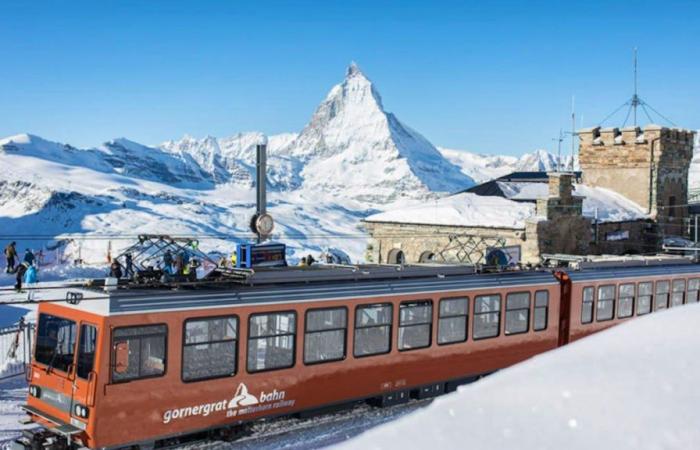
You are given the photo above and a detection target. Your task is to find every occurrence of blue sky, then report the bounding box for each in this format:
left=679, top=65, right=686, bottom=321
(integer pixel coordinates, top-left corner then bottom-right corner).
left=1, top=0, right=698, bottom=156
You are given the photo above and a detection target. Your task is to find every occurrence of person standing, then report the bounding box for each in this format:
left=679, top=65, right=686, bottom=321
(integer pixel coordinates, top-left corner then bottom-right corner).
left=15, top=262, right=29, bottom=291
left=23, top=249, right=35, bottom=267
left=4, top=241, right=17, bottom=273
left=124, top=253, right=134, bottom=279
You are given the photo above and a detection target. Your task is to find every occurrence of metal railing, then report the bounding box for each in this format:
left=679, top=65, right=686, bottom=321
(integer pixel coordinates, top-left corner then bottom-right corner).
left=0, top=319, right=34, bottom=381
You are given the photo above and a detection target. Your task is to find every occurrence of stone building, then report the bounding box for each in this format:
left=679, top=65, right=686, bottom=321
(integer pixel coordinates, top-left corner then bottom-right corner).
left=364, top=124, right=695, bottom=266
left=578, top=125, right=695, bottom=231
left=364, top=172, right=650, bottom=265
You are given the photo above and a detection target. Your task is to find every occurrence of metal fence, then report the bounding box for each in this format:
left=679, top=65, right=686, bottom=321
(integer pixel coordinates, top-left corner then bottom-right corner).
left=0, top=319, right=34, bottom=381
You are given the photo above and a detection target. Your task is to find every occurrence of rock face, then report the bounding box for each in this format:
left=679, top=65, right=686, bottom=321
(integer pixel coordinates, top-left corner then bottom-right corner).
left=279, top=63, right=475, bottom=202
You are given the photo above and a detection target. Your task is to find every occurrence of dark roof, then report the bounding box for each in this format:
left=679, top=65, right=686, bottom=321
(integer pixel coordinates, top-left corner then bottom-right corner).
left=453, top=171, right=583, bottom=197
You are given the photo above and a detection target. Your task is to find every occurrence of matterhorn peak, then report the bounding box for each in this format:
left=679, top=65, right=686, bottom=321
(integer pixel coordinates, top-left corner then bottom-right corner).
left=346, top=61, right=363, bottom=77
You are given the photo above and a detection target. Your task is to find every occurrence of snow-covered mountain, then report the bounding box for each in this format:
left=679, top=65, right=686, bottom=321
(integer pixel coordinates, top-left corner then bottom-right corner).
left=439, top=147, right=577, bottom=183
left=277, top=63, right=474, bottom=202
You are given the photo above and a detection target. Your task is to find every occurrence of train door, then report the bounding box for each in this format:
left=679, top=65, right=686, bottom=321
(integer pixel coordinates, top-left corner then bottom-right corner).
left=555, top=271, right=572, bottom=347
left=69, top=323, right=99, bottom=427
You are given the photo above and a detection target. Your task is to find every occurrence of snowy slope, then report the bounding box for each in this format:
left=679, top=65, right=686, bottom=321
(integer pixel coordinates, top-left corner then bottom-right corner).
left=343, top=303, right=700, bottom=450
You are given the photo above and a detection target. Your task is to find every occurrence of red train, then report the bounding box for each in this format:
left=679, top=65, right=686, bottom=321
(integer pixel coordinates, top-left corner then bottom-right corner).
left=13, top=259, right=700, bottom=449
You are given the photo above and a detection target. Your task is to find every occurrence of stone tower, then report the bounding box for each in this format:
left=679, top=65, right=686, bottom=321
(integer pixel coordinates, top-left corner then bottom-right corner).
left=578, top=125, right=695, bottom=224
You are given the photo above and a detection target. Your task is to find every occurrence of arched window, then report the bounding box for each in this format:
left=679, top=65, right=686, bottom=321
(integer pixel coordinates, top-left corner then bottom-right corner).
left=387, top=249, right=406, bottom=265
left=418, top=251, right=435, bottom=263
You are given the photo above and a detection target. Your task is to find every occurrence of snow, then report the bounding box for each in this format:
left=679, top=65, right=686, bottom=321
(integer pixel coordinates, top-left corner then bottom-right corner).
left=364, top=192, right=534, bottom=229
left=496, top=182, right=649, bottom=223
left=438, top=147, right=578, bottom=183
left=365, top=180, right=648, bottom=229
left=342, top=303, right=700, bottom=450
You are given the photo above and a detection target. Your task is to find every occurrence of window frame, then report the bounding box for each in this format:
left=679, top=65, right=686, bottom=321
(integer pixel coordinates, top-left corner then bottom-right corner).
left=617, top=283, right=635, bottom=319
left=687, top=278, right=700, bottom=303
left=398, top=300, right=433, bottom=352
left=303, top=307, right=348, bottom=366
left=504, top=291, right=531, bottom=336
left=596, top=285, right=616, bottom=322
left=671, top=279, right=686, bottom=307
left=111, top=323, right=168, bottom=384
left=472, top=294, right=502, bottom=340
left=581, top=286, right=595, bottom=324
left=636, top=281, right=653, bottom=315
left=35, top=313, right=78, bottom=376
left=654, top=280, right=670, bottom=311
left=181, top=315, right=239, bottom=383
left=353, top=303, right=393, bottom=358
left=437, top=297, right=469, bottom=346
left=533, top=290, right=549, bottom=331
left=76, top=322, right=99, bottom=380
left=246, top=310, right=297, bottom=374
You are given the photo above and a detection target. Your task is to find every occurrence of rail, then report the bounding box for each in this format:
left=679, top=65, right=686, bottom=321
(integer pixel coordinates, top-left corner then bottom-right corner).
left=0, top=318, right=34, bottom=381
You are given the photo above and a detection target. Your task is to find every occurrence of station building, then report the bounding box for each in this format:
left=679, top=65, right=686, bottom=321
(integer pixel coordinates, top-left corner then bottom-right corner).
left=364, top=125, right=696, bottom=265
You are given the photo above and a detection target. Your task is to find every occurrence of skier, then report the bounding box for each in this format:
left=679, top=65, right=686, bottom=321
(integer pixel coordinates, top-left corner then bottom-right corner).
left=4, top=241, right=17, bottom=273
left=23, top=249, right=35, bottom=266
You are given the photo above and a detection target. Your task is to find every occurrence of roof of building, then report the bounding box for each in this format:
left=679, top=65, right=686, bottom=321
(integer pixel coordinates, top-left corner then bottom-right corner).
left=457, top=171, right=583, bottom=197
left=365, top=182, right=649, bottom=229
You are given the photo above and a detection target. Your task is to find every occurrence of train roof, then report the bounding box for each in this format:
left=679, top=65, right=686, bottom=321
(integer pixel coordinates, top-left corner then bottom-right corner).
left=48, top=261, right=700, bottom=317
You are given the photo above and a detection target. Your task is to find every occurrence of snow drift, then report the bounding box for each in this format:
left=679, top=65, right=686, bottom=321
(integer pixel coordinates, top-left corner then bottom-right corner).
left=342, top=303, right=700, bottom=450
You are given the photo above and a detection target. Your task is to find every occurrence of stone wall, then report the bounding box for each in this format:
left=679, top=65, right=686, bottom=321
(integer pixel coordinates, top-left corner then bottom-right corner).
left=591, top=220, right=657, bottom=255
left=578, top=125, right=695, bottom=223
left=363, top=221, right=528, bottom=264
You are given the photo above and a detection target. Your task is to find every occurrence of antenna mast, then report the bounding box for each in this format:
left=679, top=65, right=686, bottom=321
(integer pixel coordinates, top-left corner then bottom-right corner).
left=596, top=47, right=676, bottom=128
left=571, top=96, right=575, bottom=171
left=632, top=47, right=639, bottom=127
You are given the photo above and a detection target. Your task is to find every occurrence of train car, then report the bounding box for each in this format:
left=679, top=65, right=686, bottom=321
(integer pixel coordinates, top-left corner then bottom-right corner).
left=562, top=262, right=700, bottom=343
left=13, top=261, right=700, bottom=449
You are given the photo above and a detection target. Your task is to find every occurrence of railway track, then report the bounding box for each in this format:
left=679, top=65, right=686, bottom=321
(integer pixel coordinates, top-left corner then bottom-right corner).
left=178, top=398, right=433, bottom=450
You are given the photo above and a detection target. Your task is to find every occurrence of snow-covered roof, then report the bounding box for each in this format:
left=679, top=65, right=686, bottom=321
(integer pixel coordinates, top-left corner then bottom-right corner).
left=496, top=181, right=649, bottom=223
left=343, top=303, right=700, bottom=450
left=364, top=192, right=534, bottom=229
left=365, top=182, right=648, bottom=229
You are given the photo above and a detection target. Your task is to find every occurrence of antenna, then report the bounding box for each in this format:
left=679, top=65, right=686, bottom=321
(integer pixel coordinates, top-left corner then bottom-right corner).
left=632, top=47, right=639, bottom=127
left=597, top=47, right=676, bottom=128
left=552, top=129, right=564, bottom=172
left=571, top=96, right=576, bottom=171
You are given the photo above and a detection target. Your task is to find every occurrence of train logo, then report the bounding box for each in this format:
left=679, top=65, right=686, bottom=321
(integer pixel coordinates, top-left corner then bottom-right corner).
left=162, top=383, right=295, bottom=424
left=228, top=383, right=259, bottom=408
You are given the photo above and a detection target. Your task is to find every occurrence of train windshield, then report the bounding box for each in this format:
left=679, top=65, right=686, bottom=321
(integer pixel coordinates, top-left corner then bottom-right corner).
left=35, top=313, right=77, bottom=373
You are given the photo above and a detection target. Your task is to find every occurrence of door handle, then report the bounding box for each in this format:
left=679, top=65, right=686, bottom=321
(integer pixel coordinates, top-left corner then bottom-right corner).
left=87, top=371, right=97, bottom=407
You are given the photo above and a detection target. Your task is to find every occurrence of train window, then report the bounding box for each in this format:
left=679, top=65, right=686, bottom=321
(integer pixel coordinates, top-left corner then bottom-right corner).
left=655, top=281, right=670, bottom=311
left=398, top=301, right=432, bottom=351
left=35, top=314, right=77, bottom=374
left=637, top=282, right=653, bottom=315
left=304, top=308, right=347, bottom=364
left=77, top=324, right=98, bottom=379
left=354, top=304, right=392, bottom=357
left=183, top=316, right=238, bottom=382
left=617, top=284, right=635, bottom=319
left=112, top=325, right=167, bottom=383
left=534, top=291, right=549, bottom=331
left=247, top=312, right=296, bottom=373
left=596, top=285, right=615, bottom=321
left=505, top=292, right=530, bottom=335
left=473, top=295, right=501, bottom=340
left=671, top=280, right=685, bottom=307
left=438, top=297, right=468, bottom=345
left=688, top=279, right=700, bottom=303
left=581, top=287, right=594, bottom=324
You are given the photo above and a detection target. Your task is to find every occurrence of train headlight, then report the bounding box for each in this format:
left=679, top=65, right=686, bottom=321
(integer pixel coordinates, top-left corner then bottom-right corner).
left=74, top=404, right=89, bottom=419
left=28, top=385, right=41, bottom=398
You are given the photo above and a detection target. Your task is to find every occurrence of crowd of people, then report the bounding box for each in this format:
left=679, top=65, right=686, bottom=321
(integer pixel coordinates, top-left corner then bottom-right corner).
left=4, top=241, right=39, bottom=291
